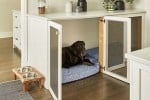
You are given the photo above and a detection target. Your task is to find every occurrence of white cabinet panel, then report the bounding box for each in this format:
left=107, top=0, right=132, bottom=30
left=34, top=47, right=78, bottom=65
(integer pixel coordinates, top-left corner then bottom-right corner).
left=130, top=61, right=141, bottom=100
left=13, top=11, right=21, bottom=50
left=28, top=17, right=48, bottom=88
left=141, top=70, right=150, bottom=100
left=126, top=47, right=150, bottom=100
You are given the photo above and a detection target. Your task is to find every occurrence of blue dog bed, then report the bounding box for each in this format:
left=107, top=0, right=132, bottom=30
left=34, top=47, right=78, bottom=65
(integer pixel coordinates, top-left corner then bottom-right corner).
left=62, top=47, right=99, bottom=84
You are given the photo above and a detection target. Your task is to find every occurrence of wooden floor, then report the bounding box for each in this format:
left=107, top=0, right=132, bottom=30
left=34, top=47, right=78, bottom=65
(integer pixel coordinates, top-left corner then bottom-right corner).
left=0, top=38, right=129, bottom=100
left=112, top=67, right=127, bottom=77
left=0, top=38, right=21, bottom=82
left=62, top=73, right=129, bottom=100
left=0, top=38, right=53, bottom=100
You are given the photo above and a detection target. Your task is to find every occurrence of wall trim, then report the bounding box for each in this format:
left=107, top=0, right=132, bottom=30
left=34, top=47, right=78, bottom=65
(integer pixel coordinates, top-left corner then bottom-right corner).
left=0, top=32, right=12, bottom=38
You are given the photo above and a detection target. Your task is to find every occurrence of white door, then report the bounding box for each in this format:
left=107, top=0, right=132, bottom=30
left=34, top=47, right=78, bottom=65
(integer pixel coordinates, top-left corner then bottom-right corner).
left=103, top=16, right=131, bottom=83
left=48, top=21, right=62, bottom=100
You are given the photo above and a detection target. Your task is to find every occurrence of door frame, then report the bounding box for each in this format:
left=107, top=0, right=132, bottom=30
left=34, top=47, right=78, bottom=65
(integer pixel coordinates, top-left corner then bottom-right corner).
left=48, top=21, right=62, bottom=100
left=103, top=16, right=131, bottom=83
left=21, top=0, right=28, bottom=66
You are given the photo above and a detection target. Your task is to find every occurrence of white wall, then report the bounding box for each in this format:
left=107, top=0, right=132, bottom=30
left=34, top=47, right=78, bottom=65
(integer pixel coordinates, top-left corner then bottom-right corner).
left=134, top=0, right=150, bottom=47
left=144, top=1, right=150, bottom=47
left=56, top=18, right=99, bottom=49
left=28, top=0, right=104, bottom=14
left=0, top=0, right=20, bottom=38
left=47, top=0, right=103, bottom=13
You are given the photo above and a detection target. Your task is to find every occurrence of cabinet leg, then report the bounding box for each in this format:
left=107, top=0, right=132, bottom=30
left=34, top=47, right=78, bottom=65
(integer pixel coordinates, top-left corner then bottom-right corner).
left=38, top=79, right=43, bottom=88
left=23, top=82, right=28, bottom=92
left=14, top=74, right=17, bottom=80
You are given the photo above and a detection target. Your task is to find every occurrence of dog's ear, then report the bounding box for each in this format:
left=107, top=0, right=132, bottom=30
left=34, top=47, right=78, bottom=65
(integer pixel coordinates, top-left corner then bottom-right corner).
left=72, top=41, right=85, bottom=47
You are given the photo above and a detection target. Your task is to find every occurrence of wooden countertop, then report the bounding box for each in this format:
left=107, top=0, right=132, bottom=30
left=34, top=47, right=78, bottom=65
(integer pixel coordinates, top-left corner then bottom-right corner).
left=28, top=9, right=146, bottom=21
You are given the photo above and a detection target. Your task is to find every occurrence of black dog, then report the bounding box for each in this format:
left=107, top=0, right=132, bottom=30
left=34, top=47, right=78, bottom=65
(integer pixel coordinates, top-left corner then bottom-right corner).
left=62, top=41, right=94, bottom=68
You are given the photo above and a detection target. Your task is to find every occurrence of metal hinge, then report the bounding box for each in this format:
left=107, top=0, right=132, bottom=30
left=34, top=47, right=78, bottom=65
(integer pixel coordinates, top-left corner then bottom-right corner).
left=100, top=19, right=105, bottom=23
left=101, top=66, right=105, bottom=71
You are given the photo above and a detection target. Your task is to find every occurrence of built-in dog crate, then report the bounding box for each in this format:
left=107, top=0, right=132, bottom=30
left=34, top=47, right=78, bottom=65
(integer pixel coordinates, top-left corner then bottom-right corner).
left=28, top=10, right=145, bottom=100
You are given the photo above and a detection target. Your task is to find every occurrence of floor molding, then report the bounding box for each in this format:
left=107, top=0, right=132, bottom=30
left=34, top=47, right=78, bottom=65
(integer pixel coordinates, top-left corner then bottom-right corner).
left=0, top=32, right=12, bottom=38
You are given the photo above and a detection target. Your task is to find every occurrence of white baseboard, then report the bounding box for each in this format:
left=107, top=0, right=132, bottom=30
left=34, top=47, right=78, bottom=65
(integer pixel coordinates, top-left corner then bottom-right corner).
left=0, top=32, right=12, bottom=38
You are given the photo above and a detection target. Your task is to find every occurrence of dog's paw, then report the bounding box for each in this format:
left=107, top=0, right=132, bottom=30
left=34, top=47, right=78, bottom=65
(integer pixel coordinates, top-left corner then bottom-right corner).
left=82, top=62, right=94, bottom=66
left=82, top=59, right=95, bottom=66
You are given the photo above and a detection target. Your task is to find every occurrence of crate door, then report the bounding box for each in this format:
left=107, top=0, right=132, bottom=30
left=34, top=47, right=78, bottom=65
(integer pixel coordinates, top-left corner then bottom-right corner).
left=48, top=21, right=62, bottom=100
left=104, top=16, right=131, bottom=82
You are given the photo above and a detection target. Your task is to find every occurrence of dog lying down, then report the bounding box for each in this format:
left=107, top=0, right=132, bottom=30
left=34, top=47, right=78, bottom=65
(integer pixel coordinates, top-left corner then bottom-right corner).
left=62, top=41, right=94, bottom=68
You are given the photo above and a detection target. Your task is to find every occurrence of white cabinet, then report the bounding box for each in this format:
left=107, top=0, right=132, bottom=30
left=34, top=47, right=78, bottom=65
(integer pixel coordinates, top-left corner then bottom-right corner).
left=126, top=47, right=150, bottom=100
left=13, top=11, right=21, bottom=50
left=27, top=9, right=146, bottom=100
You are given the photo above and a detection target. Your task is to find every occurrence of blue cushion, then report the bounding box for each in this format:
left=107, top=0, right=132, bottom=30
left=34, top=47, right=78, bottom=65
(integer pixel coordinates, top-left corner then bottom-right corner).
left=86, top=47, right=98, bottom=60
left=62, top=47, right=99, bottom=84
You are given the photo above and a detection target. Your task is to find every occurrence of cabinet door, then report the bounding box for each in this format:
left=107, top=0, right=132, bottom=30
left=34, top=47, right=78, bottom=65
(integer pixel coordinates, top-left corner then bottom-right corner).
left=103, top=16, right=131, bottom=82
left=130, top=61, right=150, bottom=100
left=48, top=21, right=62, bottom=100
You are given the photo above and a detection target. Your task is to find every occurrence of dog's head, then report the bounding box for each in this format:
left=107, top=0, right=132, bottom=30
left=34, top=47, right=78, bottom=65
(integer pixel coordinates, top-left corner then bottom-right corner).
left=71, top=41, right=86, bottom=58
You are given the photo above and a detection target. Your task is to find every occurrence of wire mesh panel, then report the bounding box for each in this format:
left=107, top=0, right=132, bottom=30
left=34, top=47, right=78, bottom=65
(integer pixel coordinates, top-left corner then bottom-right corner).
left=50, top=26, right=59, bottom=98
left=107, top=21, right=124, bottom=68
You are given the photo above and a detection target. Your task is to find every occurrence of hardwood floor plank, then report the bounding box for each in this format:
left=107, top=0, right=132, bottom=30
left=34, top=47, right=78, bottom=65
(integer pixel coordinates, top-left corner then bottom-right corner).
left=62, top=73, right=129, bottom=100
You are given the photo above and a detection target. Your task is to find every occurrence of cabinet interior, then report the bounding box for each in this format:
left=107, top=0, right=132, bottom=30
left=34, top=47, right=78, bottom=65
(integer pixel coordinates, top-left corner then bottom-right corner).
left=50, top=16, right=142, bottom=80
left=131, top=16, right=142, bottom=51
